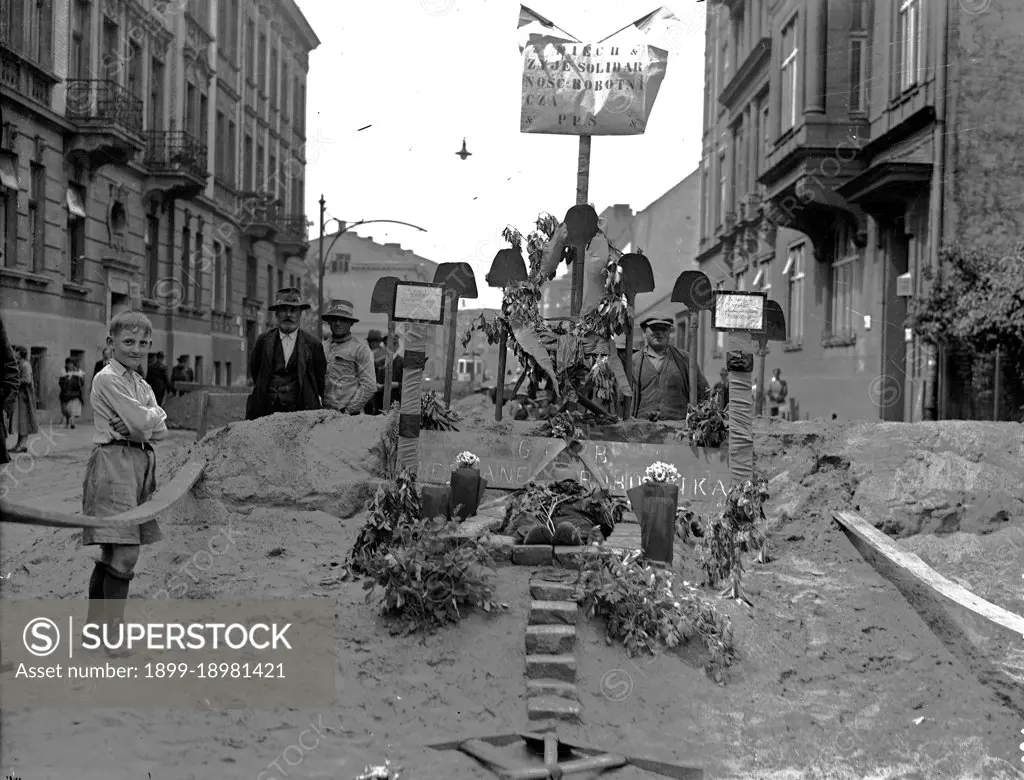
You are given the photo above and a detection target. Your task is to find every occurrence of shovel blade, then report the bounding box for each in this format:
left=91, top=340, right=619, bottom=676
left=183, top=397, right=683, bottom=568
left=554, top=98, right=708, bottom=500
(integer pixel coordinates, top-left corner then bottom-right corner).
left=671, top=270, right=714, bottom=310
left=564, top=204, right=599, bottom=246
left=370, top=276, right=400, bottom=314
left=434, top=262, right=478, bottom=300
left=766, top=299, right=787, bottom=342
left=487, top=247, right=528, bottom=287
left=620, top=252, right=655, bottom=300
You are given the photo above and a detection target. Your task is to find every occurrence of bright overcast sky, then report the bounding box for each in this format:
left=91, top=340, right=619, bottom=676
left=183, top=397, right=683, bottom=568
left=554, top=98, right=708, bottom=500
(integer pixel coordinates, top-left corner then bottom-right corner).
left=299, top=0, right=708, bottom=308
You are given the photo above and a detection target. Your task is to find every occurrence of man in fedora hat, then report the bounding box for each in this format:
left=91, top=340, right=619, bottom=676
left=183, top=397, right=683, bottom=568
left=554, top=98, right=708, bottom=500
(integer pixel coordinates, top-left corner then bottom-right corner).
left=245, top=287, right=327, bottom=420
left=321, top=299, right=376, bottom=415
left=631, top=317, right=710, bottom=421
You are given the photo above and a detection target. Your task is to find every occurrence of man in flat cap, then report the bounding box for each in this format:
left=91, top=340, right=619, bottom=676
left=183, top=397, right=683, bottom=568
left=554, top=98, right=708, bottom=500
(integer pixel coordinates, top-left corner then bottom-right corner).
left=631, top=317, right=710, bottom=420
left=246, top=287, right=327, bottom=419
left=321, top=299, right=376, bottom=415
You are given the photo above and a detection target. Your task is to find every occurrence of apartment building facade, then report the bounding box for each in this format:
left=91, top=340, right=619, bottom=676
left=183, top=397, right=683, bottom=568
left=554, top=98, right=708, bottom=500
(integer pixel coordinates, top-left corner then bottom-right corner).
left=0, top=0, right=318, bottom=415
left=697, top=0, right=1022, bottom=422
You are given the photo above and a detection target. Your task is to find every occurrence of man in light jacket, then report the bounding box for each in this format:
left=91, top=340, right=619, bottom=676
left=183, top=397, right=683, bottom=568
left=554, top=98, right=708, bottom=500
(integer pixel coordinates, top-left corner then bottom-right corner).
left=321, top=299, right=376, bottom=415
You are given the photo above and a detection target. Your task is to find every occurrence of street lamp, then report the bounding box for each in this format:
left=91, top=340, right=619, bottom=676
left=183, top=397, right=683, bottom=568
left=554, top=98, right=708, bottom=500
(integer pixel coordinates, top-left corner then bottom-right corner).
left=317, top=194, right=428, bottom=319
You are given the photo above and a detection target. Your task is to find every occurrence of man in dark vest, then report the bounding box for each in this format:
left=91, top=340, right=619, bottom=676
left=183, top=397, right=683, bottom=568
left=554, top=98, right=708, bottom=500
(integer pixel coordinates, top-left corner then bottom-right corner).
left=631, top=317, right=710, bottom=420
left=245, top=287, right=327, bottom=420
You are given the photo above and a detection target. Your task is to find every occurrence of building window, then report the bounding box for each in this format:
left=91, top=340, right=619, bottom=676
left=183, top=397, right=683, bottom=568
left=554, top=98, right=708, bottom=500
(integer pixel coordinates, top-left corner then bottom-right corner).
left=12, top=0, right=55, bottom=68
left=849, top=0, right=869, bottom=114
left=127, top=39, right=142, bottom=99
left=332, top=253, right=350, bottom=273
left=185, top=83, right=197, bottom=137
left=270, top=46, right=278, bottom=105
left=101, top=19, right=119, bottom=82
left=224, top=246, right=233, bottom=313
left=258, top=32, right=267, bottom=92
left=898, top=0, right=923, bottom=92
left=281, top=63, right=289, bottom=119
left=0, top=160, right=15, bottom=268
left=780, top=16, right=799, bottom=132
left=243, top=133, right=253, bottom=190
left=700, top=163, right=710, bottom=240
left=70, top=0, right=92, bottom=80
left=226, top=361, right=232, bottom=386
left=266, top=264, right=273, bottom=302
left=783, top=243, right=805, bottom=345
left=214, top=361, right=221, bottom=385
left=717, top=149, right=727, bottom=228
left=830, top=225, right=857, bottom=339
left=227, top=120, right=237, bottom=184
left=181, top=225, right=191, bottom=304
left=145, top=213, right=160, bottom=293
left=732, top=120, right=745, bottom=210
left=215, top=111, right=226, bottom=179
left=760, top=100, right=770, bottom=169
left=276, top=268, right=283, bottom=294
left=194, top=227, right=203, bottom=306
left=149, top=57, right=165, bottom=131
left=246, top=19, right=255, bottom=77
left=268, top=153, right=276, bottom=198
left=199, top=93, right=209, bottom=148
left=213, top=241, right=222, bottom=311
left=256, top=142, right=264, bottom=188
left=67, top=185, right=87, bottom=283
left=28, top=163, right=44, bottom=273
left=246, top=253, right=257, bottom=298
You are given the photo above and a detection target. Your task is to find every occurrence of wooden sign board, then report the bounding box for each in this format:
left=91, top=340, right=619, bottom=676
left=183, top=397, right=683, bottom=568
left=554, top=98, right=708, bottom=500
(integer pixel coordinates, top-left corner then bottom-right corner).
left=713, top=290, right=767, bottom=333
left=416, top=431, right=731, bottom=508
left=393, top=281, right=446, bottom=324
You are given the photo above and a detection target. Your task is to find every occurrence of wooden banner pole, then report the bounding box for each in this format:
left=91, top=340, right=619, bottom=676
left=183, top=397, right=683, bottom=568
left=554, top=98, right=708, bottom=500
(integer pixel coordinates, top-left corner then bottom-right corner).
left=621, top=297, right=635, bottom=419
left=494, top=330, right=508, bottom=421
left=755, top=337, right=767, bottom=418
left=570, top=135, right=592, bottom=317
left=382, top=317, right=396, bottom=411
left=442, top=291, right=459, bottom=407
left=397, top=323, right=427, bottom=474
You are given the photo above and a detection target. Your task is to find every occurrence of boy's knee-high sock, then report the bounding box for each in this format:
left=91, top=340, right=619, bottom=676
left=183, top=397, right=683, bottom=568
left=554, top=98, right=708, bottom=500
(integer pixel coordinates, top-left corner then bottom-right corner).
left=86, top=561, right=106, bottom=623
left=102, top=564, right=134, bottom=623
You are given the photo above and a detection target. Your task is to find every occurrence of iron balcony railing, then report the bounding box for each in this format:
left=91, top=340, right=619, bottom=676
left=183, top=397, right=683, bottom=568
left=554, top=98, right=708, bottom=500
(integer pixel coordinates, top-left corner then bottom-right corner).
left=275, top=214, right=308, bottom=241
left=65, top=79, right=144, bottom=136
left=144, top=130, right=208, bottom=180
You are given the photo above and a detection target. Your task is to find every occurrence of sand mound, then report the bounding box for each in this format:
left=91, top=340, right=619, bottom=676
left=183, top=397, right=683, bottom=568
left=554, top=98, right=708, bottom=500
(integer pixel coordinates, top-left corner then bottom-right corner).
left=165, top=410, right=387, bottom=518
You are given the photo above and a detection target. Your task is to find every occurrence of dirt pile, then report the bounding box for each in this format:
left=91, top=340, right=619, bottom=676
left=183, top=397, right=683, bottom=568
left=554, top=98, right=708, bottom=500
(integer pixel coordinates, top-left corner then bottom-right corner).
left=166, top=410, right=387, bottom=518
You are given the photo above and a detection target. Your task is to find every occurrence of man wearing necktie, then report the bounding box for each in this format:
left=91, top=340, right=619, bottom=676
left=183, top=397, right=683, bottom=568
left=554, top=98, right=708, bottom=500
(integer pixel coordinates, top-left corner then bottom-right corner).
left=245, top=288, right=327, bottom=419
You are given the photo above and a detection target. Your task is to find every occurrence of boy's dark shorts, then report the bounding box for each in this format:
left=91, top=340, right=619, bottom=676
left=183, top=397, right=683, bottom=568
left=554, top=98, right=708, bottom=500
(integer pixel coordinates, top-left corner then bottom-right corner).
left=81, top=442, right=161, bottom=546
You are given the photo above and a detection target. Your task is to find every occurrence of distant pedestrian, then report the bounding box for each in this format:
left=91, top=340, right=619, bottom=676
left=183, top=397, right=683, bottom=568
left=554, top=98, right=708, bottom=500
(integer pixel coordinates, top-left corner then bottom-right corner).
left=0, top=317, right=19, bottom=465
left=712, top=367, right=729, bottom=411
left=59, top=357, right=86, bottom=429
left=93, top=348, right=112, bottom=378
left=171, top=355, right=193, bottom=396
left=767, top=368, right=788, bottom=417
left=146, top=351, right=171, bottom=405
left=9, top=346, right=38, bottom=453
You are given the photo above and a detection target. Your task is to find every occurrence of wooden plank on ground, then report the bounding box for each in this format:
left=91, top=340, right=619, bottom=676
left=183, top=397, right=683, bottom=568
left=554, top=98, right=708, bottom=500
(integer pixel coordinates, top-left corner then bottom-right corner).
left=0, top=458, right=206, bottom=530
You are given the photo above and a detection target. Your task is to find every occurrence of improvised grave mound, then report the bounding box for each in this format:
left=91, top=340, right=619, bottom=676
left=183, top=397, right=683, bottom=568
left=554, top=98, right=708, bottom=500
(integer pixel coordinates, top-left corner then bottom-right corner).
left=165, top=410, right=388, bottom=517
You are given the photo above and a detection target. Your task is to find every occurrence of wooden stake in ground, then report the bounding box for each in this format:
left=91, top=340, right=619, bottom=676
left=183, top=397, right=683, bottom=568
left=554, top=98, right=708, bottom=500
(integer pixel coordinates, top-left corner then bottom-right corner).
left=370, top=276, right=400, bottom=411
left=569, top=135, right=592, bottom=317
left=432, top=262, right=478, bottom=407
left=397, top=323, right=427, bottom=473
left=486, top=248, right=528, bottom=421
left=727, top=330, right=755, bottom=486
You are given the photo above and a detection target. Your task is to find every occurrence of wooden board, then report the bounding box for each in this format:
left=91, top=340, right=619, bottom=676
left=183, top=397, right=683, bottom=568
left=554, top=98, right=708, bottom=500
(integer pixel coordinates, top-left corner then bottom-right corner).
left=417, top=432, right=730, bottom=508
left=833, top=509, right=1024, bottom=714
left=0, top=458, right=206, bottom=530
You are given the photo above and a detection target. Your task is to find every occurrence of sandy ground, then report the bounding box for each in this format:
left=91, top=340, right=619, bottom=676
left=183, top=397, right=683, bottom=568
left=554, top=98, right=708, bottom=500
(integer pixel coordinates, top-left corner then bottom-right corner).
left=1, top=412, right=1023, bottom=779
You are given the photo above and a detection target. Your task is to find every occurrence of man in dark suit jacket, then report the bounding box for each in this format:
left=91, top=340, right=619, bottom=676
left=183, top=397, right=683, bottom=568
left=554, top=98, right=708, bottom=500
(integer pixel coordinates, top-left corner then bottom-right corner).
left=246, top=287, right=326, bottom=420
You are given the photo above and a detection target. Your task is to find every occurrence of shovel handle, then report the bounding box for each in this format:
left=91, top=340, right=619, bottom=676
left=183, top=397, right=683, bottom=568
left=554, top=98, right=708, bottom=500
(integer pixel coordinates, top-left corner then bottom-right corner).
left=459, top=739, right=515, bottom=774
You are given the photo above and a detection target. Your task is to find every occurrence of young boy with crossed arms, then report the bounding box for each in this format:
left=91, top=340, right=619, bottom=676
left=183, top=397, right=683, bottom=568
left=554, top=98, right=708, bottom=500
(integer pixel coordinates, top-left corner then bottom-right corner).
left=84, top=311, right=167, bottom=654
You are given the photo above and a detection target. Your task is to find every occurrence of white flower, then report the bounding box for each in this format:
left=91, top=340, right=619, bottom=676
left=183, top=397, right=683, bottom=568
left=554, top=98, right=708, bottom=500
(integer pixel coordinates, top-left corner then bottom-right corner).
left=453, top=451, right=480, bottom=469
left=644, top=461, right=680, bottom=484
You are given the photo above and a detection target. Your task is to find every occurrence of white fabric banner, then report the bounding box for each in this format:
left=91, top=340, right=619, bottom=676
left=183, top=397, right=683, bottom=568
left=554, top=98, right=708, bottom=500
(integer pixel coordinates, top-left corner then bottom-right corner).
left=520, top=33, right=668, bottom=136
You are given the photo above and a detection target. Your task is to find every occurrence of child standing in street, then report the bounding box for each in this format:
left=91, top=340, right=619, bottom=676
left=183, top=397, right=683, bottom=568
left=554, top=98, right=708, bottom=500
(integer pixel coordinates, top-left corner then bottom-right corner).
left=59, top=357, right=86, bottom=428
left=83, top=311, right=167, bottom=656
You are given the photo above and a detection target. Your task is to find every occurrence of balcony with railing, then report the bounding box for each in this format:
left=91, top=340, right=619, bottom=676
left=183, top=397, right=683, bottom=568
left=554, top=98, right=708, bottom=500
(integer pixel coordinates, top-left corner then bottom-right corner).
left=273, top=213, right=309, bottom=256
left=64, top=79, right=144, bottom=168
left=142, top=130, right=209, bottom=201
left=235, top=191, right=278, bottom=241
